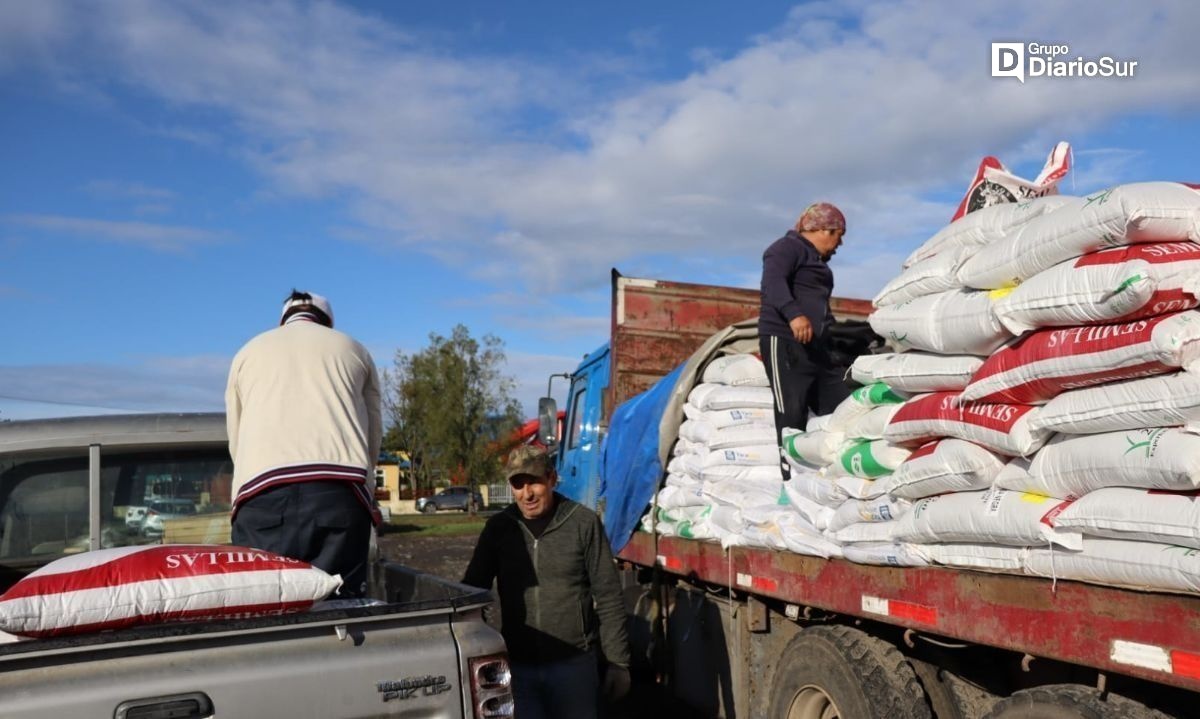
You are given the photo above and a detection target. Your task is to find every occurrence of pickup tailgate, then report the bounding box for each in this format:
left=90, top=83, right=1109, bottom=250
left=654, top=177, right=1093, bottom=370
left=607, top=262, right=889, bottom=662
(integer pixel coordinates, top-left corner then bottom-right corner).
left=0, top=611, right=467, bottom=718
left=0, top=566, right=503, bottom=719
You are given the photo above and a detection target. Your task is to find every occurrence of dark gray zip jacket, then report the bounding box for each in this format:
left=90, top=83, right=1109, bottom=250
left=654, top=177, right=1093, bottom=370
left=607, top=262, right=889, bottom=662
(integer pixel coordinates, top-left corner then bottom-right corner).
left=759, top=229, right=836, bottom=340
left=462, top=494, right=631, bottom=667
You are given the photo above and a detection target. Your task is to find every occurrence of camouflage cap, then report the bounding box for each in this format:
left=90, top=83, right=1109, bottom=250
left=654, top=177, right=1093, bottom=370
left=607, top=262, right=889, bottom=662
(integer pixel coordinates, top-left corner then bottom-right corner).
left=506, top=444, right=551, bottom=482
left=796, top=202, right=846, bottom=232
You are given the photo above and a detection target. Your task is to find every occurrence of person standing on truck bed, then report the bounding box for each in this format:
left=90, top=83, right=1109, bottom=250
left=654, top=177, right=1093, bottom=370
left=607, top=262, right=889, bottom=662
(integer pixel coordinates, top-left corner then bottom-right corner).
left=225, top=290, right=382, bottom=597
left=462, top=445, right=632, bottom=719
left=759, top=202, right=851, bottom=479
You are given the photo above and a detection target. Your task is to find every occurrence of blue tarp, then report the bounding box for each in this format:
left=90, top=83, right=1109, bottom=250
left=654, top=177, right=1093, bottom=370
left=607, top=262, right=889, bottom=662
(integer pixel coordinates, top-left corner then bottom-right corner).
left=599, top=363, right=684, bottom=554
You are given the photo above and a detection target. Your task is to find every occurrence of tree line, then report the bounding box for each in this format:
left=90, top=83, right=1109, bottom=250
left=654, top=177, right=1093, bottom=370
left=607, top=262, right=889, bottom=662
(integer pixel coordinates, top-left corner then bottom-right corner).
left=383, top=324, right=525, bottom=491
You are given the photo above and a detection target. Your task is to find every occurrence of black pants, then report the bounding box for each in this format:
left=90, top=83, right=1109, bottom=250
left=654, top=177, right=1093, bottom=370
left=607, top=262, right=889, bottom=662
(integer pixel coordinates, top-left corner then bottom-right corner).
left=760, top=334, right=852, bottom=479
left=232, top=481, right=373, bottom=598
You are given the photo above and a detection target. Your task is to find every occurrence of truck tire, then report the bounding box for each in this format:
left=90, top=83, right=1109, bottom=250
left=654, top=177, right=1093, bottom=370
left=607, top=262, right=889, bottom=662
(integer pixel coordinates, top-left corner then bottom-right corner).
left=981, top=684, right=1170, bottom=719
left=768, top=625, right=932, bottom=719
left=909, top=658, right=967, bottom=719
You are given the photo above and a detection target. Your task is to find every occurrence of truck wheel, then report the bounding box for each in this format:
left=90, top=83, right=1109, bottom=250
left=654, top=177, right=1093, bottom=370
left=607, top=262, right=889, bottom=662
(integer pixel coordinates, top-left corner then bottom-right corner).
left=980, top=684, right=1165, bottom=719
left=768, top=625, right=932, bottom=719
left=909, top=658, right=967, bottom=719
left=422, top=503, right=437, bottom=514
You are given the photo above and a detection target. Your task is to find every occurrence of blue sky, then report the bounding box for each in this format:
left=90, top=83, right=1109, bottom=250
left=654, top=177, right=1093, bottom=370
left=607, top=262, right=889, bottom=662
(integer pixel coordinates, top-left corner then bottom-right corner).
left=2, top=0, right=1200, bottom=420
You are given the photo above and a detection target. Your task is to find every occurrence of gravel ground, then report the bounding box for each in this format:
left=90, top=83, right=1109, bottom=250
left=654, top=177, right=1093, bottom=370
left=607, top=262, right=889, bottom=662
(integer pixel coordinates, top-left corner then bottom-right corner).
left=378, top=526, right=479, bottom=581
left=377, top=517, right=702, bottom=719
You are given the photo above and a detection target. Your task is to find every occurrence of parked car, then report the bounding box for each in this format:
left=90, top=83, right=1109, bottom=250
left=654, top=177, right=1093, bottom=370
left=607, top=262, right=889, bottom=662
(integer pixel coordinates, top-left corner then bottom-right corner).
left=417, top=486, right=483, bottom=514
left=140, top=498, right=198, bottom=538
left=124, top=505, right=149, bottom=531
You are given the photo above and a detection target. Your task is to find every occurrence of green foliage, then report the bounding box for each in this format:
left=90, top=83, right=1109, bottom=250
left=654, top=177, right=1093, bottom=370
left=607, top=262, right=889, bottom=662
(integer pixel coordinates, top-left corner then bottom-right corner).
left=384, top=514, right=488, bottom=537
left=384, top=325, right=523, bottom=490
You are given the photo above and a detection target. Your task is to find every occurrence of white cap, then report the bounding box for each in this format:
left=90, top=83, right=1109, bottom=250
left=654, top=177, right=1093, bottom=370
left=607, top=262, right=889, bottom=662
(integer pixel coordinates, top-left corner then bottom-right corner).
left=279, top=292, right=334, bottom=326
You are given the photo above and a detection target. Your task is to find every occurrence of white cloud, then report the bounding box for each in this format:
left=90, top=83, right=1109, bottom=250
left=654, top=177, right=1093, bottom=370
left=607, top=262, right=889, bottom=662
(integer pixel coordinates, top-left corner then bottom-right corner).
left=0, top=349, right=575, bottom=422
left=133, top=203, right=173, bottom=217
left=5, top=0, right=1200, bottom=302
left=0, top=1, right=72, bottom=74
left=0, top=399, right=130, bottom=421
left=627, top=27, right=662, bottom=52
left=507, top=312, right=611, bottom=342
left=504, top=350, right=586, bottom=416
left=0, top=355, right=229, bottom=419
left=83, top=179, right=176, bottom=201
left=1067, top=148, right=1146, bottom=191
left=6, top=214, right=222, bottom=252
left=83, top=179, right=178, bottom=217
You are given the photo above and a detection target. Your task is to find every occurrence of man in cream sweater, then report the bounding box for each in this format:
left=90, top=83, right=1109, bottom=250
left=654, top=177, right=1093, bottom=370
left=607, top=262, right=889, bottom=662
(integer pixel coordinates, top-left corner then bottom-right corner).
left=225, top=290, right=382, bottom=597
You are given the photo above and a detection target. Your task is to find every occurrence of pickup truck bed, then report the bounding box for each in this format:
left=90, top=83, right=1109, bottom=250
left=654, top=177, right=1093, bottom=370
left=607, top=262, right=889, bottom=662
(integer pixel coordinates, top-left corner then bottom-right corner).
left=0, top=413, right=511, bottom=719
left=0, top=563, right=502, bottom=719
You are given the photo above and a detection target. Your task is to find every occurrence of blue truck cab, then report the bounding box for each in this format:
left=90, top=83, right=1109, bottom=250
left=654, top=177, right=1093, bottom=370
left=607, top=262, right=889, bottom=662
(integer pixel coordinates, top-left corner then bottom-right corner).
left=553, top=342, right=610, bottom=512
left=544, top=272, right=767, bottom=520
left=541, top=271, right=875, bottom=542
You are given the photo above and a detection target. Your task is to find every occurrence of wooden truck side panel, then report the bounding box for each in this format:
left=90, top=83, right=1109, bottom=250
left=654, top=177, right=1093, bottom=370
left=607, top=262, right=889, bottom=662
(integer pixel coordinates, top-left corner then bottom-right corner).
left=607, top=270, right=872, bottom=413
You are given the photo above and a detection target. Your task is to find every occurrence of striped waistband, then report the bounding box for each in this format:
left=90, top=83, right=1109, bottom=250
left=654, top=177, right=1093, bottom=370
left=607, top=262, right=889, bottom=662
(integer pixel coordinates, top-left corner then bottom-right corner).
left=234, top=463, right=381, bottom=526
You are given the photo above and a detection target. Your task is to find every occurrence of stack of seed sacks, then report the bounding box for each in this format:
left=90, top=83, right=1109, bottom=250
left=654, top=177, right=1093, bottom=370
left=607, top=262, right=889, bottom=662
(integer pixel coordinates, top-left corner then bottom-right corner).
left=641, top=353, right=840, bottom=557
left=858, top=181, right=1200, bottom=592
left=778, top=383, right=945, bottom=567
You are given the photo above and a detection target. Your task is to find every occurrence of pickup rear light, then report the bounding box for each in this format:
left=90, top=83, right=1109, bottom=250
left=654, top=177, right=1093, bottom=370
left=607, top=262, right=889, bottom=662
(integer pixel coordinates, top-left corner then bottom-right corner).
left=468, top=653, right=513, bottom=718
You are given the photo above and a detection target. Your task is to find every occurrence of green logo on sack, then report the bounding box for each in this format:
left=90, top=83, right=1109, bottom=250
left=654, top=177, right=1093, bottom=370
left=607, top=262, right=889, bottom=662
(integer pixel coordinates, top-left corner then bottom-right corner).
left=852, top=382, right=905, bottom=407
left=841, top=441, right=889, bottom=478
left=1083, top=188, right=1113, bottom=207
left=784, top=433, right=824, bottom=466
left=1114, top=274, right=1145, bottom=294
left=1123, top=428, right=1165, bottom=458
left=783, top=434, right=805, bottom=462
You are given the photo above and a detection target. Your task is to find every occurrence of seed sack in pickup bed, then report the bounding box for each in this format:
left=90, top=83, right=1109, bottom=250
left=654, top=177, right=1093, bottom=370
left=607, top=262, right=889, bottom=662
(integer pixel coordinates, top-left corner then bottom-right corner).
left=0, top=545, right=340, bottom=638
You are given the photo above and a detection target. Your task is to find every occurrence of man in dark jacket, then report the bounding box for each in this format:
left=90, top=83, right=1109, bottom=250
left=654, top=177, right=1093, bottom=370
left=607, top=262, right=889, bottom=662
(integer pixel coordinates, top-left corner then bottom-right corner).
left=462, top=445, right=631, bottom=719
left=760, top=202, right=852, bottom=479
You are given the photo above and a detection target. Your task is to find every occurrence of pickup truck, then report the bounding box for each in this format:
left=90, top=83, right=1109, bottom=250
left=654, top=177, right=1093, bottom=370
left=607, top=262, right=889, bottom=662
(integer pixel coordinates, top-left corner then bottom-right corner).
left=541, top=270, right=1195, bottom=719
left=0, top=413, right=512, bottom=719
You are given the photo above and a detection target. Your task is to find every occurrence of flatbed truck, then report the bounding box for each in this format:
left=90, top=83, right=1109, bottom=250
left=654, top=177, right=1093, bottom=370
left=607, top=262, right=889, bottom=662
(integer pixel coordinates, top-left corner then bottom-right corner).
left=544, top=270, right=1196, bottom=718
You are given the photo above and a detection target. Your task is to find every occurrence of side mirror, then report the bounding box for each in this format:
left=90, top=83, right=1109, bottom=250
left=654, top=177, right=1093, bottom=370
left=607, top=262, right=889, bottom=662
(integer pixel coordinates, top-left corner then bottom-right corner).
left=537, top=397, right=558, bottom=447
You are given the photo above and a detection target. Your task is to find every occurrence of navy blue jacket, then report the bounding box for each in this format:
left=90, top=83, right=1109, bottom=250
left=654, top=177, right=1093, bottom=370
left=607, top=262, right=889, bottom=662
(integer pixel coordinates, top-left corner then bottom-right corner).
left=758, top=230, right=835, bottom=340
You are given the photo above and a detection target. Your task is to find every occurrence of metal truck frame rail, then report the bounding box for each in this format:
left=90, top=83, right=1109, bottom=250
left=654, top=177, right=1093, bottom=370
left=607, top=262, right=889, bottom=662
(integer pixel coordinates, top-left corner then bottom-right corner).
left=620, top=532, right=1200, bottom=694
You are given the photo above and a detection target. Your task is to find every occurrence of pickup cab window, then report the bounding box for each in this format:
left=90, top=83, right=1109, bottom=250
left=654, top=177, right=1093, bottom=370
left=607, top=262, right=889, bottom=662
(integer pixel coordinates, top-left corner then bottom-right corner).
left=0, top=450, right=232, bottom=585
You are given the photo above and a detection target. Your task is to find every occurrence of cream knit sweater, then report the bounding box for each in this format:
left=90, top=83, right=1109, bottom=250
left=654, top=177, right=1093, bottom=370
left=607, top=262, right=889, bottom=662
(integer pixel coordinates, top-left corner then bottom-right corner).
left=225, top=318, right=382, bottom=509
